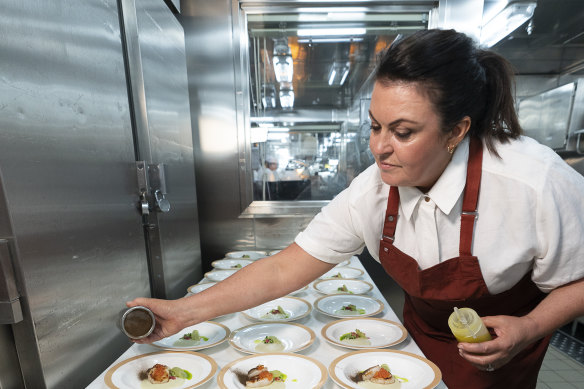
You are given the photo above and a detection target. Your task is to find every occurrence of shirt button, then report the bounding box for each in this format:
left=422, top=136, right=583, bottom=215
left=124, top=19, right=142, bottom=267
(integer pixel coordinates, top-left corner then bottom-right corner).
left=424, top=196, right=430, bottom=202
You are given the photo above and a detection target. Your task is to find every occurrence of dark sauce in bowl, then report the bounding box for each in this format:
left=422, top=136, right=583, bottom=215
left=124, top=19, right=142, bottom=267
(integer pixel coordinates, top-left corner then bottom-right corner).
left=121, top=306, right=155, bottom=339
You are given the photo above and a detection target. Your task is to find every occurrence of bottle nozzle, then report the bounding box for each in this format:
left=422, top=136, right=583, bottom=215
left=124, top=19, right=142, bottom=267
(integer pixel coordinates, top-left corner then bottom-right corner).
left=454, top=307, right=476, bottom=339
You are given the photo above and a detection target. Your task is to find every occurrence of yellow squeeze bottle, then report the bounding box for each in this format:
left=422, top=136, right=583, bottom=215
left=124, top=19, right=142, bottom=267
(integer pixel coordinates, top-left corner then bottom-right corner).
left=448, top=307, right=492, bottom=343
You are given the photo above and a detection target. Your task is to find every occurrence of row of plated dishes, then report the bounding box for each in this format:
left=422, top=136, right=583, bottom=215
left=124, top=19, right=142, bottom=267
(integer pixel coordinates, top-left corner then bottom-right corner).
left=104, top=250, right=442, bottom=389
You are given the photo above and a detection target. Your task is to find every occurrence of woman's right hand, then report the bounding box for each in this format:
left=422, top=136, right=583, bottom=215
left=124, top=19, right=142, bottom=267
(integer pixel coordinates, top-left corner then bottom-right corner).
left=125, top=297, right=193, bottom=344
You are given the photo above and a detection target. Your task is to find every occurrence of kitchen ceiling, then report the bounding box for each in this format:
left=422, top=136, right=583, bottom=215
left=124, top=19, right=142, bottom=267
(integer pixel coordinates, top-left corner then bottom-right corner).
left=247, top=0, right=584, bottom=114
left=487, top=0, right=584, bottom=75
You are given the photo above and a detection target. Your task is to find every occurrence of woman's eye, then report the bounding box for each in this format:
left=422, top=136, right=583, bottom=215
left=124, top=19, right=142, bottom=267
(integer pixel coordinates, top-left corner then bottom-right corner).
left=370, top=125, right=381, bottom=132
left=395, top=131, right=411, bottom=139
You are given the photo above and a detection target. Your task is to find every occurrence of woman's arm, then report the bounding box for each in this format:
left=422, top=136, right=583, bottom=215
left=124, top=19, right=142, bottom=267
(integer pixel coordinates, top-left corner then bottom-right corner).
left=126, top=243, right=336, bottom=343
left=458, top=277, right=584, bottom=370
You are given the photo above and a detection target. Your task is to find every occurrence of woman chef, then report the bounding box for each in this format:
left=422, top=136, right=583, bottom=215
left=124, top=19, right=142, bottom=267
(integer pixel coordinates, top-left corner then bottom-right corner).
left=127, top=29, right=584, bottom=388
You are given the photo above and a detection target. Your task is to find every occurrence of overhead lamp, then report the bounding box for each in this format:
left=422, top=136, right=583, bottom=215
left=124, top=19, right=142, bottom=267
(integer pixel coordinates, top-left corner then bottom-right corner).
left=297, top=28, right=366, bottom=37
left=480, top=1, right=537, bottom=47
left=278, top=81, right=294, bottom=109
left=328, top=62, right=350, bottom=86
left=298, top=37, right=364, bottom=44
left=273, top=39, right=293, bottom=83
left=261, top=83, right=277, bottom=109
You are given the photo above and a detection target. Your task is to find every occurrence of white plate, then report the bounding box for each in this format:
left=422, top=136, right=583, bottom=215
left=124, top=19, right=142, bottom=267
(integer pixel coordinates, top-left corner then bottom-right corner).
left=152, top=321, right=230, bottom=351
left=204, top=269, right=238, bottom=282
left=314, top=295, right=384, bottom=318
left=329, top=349, right=442, bottom=389
left=187, top=282, right=216, bottom=294
left=321, top=318, right=408, bottom=349
left=268, top=250, right=282, bottom=255
left=217, top=353, right=327, bottom=389
left=211, top=259, right=253, bottom=270
left=241, top=296, right=312, bottom=322
left=319, top=267, right=364, bottom=280
left=229, top=322, right=315, bottom=354
left=313, top=279, right=373, bottom=295
left=104, top=351, right=217, bottom=389
left=288, top=285, right=309, bottom=296
left=335, top=259, right=351, bottom=267
left=225, top=251, right=267, bottom=260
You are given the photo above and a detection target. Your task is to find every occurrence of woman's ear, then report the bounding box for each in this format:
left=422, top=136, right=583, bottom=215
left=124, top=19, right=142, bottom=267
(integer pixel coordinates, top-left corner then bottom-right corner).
left=449, top=116, right=471, bottom=145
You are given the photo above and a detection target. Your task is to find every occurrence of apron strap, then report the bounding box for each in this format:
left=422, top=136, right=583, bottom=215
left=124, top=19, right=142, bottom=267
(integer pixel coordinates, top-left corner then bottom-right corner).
left=382, top=186, right=400, bottom=243
left=459, top=137, right=483, bottom=257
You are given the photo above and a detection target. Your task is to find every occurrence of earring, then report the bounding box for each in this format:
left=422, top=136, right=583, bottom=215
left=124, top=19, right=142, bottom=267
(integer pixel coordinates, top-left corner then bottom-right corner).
left=447, top=144, right=456, bottom=154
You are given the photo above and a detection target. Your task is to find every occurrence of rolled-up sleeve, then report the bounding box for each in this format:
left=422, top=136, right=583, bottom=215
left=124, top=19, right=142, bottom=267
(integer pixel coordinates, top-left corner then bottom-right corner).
left=532, top=158, right=584, bottom=292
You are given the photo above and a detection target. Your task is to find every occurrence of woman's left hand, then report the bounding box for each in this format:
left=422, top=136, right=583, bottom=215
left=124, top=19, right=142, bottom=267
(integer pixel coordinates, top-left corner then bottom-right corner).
left=457, top=315, right=538, bottom=372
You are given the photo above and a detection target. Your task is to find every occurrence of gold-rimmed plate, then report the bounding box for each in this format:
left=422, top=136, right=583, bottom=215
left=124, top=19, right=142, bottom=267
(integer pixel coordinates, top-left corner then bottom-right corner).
left=229, top=322, right=315, bottom=354
left=321, top=318, right=407, bottom=349
left=319, top=267, right=364, bottom=279
left=217, top=353, right=327, bottom=388
left=241, top=296, right=312, bottom=322
left=152, top=321, right=230, bottom=351
left=204, top=269, right=238, bottom=282
left=314, top=295, right=384, bottom=318
left=313, top=279, right=374, bottom=295
left=104, top=351, right=217, bottom=389
left=225, top=250, right=267, bottom=260
left=211, top=258, right=253, bottom=270
left=329, top=349, right=441, bottom=389
left=187, top=282, right=216, bottom=294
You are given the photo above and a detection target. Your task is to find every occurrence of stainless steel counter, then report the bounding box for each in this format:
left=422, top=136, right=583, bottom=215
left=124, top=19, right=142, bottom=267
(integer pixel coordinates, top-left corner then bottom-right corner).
left=87, top=256, right=447, bottom=388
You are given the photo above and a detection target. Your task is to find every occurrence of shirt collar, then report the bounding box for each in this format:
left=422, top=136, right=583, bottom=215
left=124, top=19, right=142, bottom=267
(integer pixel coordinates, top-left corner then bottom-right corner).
left=398, top=136, right=470, bottom=220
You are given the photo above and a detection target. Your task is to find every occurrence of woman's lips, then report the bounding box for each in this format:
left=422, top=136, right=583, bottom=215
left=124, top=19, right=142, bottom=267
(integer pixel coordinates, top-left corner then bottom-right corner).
left=379, top=161, right=399, bottom=169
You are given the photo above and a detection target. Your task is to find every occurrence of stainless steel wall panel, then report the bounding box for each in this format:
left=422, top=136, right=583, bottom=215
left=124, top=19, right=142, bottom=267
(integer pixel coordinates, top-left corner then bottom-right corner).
left=134, top=0, right=202, bottom=298
left=180, top=0, right=257, bottom=263
left=0, top=0, right=148, bottom=387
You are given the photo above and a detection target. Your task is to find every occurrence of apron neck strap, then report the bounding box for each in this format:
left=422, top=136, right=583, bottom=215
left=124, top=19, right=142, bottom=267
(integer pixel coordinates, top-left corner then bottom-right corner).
left=459, top=137, right=483, bottom=256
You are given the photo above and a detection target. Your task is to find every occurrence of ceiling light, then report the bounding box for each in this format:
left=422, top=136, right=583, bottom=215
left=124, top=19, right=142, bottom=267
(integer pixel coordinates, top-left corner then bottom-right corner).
left=273, top=39, right=294, bottom=83
left=480, top=1, right=537, bottom=47
left=298, top=37, right=364, bottom=44
left=297, top=28, right=366, bottom=37
left=279, top=82, right=294, bottom=109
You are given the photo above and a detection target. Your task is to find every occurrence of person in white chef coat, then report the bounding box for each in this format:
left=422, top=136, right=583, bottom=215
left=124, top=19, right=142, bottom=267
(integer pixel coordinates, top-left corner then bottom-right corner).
left=127, top=29, right=584, bottom=388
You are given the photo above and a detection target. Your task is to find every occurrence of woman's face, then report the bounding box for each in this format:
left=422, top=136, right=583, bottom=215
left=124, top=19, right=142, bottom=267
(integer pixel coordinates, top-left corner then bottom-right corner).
left=369, top=81, right=456, bottom=192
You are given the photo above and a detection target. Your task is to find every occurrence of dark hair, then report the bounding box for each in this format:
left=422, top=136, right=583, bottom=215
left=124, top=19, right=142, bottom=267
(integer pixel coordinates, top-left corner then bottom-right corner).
left=375, top=29, right=521, bottom=155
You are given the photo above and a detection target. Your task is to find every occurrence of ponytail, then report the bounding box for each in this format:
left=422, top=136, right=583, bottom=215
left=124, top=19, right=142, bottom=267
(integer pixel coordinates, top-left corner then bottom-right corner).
left=475, top=50, right=522, bottom=155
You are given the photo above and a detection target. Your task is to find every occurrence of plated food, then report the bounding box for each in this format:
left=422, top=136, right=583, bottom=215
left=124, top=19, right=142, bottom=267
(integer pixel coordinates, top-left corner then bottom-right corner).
left=329, top=349, right=442, bottom=389
left=229, top=322, right=315, bottom=354
left=225, top=251, right=267, bottom=260
left=212, top=258, right=253, bottom=270
left=241, top=296, right=312, bottom=322
left=321, top=318, right=408, bottom=349
left=204, top=269, right=238, bottom=282
left=314, top=295, right=384, bottom=318
left=313, top=279, right=373, bottom=295
left=152, top=321, right=230, bottom=351
left=187, top=282, right=216, bottom=294
left=217, top=353, right=327, bottom=389
left=319, top=267, right=364, bottom=280
left=104, top=351, right=217, bottom=389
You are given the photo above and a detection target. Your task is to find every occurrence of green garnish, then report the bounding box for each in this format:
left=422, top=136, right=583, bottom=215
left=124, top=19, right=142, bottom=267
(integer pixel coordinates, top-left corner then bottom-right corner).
left=337, top=284, right=353, bottom=293
left=341, top=304, right=366, bottom=314
left=242, top=254, right=250, bottom=258
left=181, top=329, right=208, bottom=341
left=270, top=370, right=287, bottom=382
left=170, top=367, right=192, bottom=380
left=340, top=329, right=368, bottom=341
left=231, top=264, right=242, bottom=268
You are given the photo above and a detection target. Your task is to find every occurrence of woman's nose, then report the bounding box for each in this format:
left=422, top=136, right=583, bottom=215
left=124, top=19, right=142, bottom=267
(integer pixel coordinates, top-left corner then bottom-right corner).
left=370, top=131, right=394, bottom=156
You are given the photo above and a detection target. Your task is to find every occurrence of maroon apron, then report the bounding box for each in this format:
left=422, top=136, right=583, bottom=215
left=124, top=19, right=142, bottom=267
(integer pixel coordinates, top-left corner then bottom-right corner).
left=379, top=137, right=550, bottom=389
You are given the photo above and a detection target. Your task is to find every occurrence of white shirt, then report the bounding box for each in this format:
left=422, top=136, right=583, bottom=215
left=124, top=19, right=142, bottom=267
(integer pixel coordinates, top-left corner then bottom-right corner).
left=295, top=136, right=584, bottom=294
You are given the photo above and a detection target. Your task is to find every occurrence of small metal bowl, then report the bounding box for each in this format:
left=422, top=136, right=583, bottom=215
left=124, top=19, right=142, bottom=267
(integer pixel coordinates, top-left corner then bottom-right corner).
left=120, top=306, right=155, bottom=339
